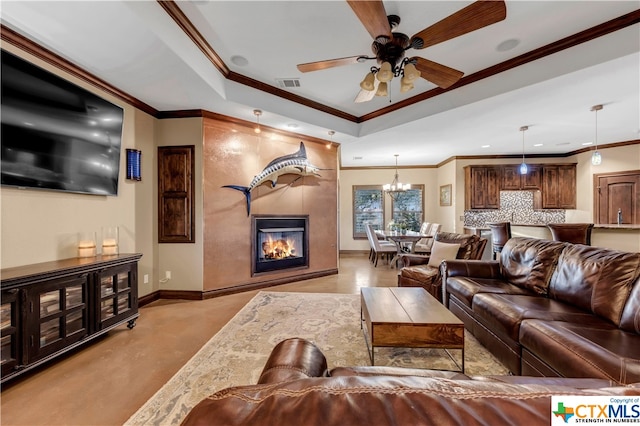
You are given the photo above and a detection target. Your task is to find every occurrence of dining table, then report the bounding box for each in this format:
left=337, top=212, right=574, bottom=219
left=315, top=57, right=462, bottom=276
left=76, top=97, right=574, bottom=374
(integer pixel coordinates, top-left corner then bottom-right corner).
left=376, top=230, right=431, bottom=269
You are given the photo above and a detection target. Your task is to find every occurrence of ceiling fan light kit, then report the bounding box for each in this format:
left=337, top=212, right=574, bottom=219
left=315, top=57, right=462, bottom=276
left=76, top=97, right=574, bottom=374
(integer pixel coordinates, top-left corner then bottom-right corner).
left=297, top=1, right=507, bottom=102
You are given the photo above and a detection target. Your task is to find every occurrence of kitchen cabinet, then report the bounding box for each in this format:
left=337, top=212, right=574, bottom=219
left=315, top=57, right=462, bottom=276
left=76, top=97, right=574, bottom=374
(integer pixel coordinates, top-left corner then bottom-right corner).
left=0, top=253, right=141, bottom=383
left=502, top=164, right=542, bottom=190
left=542, top=164, right=577, bottom=209
left=465, top=166, right=500, bottom=209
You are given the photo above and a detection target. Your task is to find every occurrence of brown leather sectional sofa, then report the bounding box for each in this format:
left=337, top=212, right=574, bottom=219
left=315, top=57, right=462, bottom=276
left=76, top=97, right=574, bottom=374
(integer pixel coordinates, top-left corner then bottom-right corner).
left=443, top=237, right=640, bottom=384
left=183, top=338, right=640, bottom=426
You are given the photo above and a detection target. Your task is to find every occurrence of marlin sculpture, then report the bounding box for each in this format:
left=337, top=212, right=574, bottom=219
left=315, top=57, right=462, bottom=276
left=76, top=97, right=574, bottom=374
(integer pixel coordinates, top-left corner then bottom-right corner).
left=223, top=142, right=321, bottom=216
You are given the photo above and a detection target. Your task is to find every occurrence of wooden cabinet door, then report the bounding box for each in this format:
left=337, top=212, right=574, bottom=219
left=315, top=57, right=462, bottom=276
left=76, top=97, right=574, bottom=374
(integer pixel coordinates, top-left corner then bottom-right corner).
left=596, top=171, right=640, bottom=224
left=0, top=289, right=21, bottom=376
left=25, top=275, right=89, bottom=363
left=486, top=167, right=500, bottom=209
left=158, top=145, right=195, bottom=243
left=501, top=165, right=521, bottom=190
left=466, top=166, right=500, bottom=209
left=522, top=164, right=542, bottom=190
left=557, top=165, right=576, bottom=208
left=542, top=165, right=576, bottom=209
left=96, top=263, right=138, bottom=331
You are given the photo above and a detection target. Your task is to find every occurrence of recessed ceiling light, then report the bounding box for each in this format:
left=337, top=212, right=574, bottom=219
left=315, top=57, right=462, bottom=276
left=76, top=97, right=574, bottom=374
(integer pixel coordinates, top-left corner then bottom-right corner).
left=556, top=142, right=570, bottom=146
left=534, top=143, right=543, bottom=147
left=496, top=38, right=520, bottom=52
left=353, top=156, right=363, bottom=160
left=287, top=123, right=298, bottom=129
left=582, top=142, right=593, bottom=146
left=230, top=55, right=249, bottom=67
left=481, top=144, right=490, bottom=148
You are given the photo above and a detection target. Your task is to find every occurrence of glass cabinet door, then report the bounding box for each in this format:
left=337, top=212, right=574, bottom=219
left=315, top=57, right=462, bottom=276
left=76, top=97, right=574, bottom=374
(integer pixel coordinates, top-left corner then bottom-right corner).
left=27, top=275, right=88, bottom=363
left=1, top=289, right=20, bottom=376
left=97, top=263, right=137, bottom=330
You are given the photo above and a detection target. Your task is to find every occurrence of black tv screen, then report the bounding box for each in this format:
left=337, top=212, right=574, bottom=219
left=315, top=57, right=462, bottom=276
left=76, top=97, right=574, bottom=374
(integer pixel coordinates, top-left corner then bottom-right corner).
left=1, top=50, right=124, bottom=196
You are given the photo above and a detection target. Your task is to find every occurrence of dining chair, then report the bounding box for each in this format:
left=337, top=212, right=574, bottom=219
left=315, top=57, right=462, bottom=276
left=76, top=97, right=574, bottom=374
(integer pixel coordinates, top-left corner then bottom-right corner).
left=487, top=222, right=512, bottom=260
left=414, top=223, right=440, bottom=254
left=547, top=223, right=594, bottom=245
left=366, top=224, right=396, bottom=266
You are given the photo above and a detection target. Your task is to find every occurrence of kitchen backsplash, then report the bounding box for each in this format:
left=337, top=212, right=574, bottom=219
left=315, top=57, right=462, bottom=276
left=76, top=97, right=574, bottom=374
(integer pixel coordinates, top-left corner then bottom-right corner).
left=464, top=191, right=565, bottom=227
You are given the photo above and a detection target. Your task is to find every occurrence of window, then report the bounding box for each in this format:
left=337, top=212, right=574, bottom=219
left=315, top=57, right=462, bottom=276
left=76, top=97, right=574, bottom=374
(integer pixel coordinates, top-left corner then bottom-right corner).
left=391, top=185, right=424, bottom=232
left=353, top=186, right=384, bottom=239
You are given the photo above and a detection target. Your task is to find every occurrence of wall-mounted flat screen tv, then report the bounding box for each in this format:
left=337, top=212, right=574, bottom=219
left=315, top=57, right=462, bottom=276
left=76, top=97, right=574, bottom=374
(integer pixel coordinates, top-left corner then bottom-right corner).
left=1, top=50, right=124, bottom=196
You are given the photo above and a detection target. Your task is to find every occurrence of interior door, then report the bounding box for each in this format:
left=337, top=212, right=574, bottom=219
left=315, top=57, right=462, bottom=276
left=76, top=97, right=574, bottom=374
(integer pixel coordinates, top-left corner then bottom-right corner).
left=595, top=171, right=640, bottom=224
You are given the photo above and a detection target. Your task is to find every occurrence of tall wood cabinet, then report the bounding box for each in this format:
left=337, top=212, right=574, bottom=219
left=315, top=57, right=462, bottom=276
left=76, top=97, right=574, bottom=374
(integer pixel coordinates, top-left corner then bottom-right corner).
left=1, top=254, right=141, bottom=383
left=465, top=166, right=500, bottom=209
left=542, top=165, right=577, bottom=209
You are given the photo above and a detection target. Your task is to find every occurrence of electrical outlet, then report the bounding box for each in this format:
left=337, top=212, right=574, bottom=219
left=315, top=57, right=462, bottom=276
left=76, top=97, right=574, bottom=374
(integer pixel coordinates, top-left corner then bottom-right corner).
left=165, top=271, right=171, bottom=279
left=143, top=274, right=149, bottom=284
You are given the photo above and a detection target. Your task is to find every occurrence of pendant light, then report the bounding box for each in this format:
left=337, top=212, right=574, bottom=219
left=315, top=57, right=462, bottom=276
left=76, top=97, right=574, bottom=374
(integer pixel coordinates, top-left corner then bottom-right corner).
left=519, top=126, right=528, bottom=175
left=591, top=104, right=603, bottom=165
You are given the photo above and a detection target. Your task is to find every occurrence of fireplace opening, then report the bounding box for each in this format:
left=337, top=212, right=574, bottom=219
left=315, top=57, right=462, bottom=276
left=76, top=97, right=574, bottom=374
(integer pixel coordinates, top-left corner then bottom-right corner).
left=252, top=215, right=309, bottom=275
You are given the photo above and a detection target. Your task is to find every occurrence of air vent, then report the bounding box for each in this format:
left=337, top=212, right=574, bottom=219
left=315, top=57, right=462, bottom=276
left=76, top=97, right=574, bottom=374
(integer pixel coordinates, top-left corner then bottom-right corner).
left=276, top=78, right=301, bottom=88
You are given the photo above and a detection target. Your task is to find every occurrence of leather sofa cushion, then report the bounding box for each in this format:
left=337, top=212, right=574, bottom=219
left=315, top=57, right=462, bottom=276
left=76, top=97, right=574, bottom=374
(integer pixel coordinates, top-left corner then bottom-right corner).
left=446, top=276, right=533, bottom=308
left=436, top=232, right=479, bottom=260
left=401, top=264, right=438, bottom=283
left=257, top=338, right=328, bottom=384
left=181, top=375, right=638, bottom=426
left=548, top=244, right=640, bottom=327
left=501, top=238, right=566, bottom=295
left=519, top=319, right=640, bottom=384
left=621, top=276, right=640, bottom=334
left=473, top=294, right=611, bottom=341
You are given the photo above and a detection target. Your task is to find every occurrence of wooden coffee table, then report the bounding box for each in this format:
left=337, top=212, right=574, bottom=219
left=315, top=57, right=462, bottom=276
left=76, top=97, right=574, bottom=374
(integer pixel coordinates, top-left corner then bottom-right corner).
left=360, top=287, right=465, bottom=371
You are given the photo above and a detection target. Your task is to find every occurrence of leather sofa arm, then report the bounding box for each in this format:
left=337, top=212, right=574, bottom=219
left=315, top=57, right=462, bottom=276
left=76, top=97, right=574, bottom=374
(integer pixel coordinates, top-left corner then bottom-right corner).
left=442, top=259, right=501, bottom=279
left=399, top=254, right=430, bottom=267
left=257, top=338, right=328, bottom=384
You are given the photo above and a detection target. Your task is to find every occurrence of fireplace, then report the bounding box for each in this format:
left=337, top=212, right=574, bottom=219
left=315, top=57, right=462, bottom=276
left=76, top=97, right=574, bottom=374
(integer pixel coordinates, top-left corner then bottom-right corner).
left=251, top=215, right=309, bottom=275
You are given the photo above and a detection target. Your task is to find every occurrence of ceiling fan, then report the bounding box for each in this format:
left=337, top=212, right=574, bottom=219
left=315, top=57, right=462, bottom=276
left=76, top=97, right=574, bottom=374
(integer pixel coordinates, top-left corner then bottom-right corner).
left=297, top=1, right=506, bottom=102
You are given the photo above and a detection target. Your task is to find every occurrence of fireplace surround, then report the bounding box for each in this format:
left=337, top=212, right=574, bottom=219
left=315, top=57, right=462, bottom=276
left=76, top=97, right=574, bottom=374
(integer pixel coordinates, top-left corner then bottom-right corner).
left=251, top=215, right=309, bottom=275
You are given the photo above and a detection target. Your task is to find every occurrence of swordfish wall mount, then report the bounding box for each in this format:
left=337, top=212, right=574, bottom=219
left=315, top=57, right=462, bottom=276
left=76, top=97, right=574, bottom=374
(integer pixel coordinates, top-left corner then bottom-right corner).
left=223, top=142, right=322, bottom=216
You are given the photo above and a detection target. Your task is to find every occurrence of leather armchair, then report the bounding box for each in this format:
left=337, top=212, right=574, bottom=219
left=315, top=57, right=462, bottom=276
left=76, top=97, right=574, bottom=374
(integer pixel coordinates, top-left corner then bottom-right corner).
left=398, top=232, right=487, bottom=302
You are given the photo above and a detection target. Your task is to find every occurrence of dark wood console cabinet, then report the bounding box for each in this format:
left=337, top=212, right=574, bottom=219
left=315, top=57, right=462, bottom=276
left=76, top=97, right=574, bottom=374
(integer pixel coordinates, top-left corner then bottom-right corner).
left=1, top=253, right=142, bottom=383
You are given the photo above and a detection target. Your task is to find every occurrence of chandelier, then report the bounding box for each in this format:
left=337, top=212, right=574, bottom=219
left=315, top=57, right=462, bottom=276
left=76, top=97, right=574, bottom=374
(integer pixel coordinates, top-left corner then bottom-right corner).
left=383, top=154, right=411, bottom=200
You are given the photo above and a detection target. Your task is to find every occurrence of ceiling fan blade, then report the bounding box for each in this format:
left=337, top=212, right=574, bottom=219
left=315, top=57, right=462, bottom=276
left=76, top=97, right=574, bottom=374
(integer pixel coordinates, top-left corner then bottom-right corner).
left=413, top=57, right=464, bottom=89
left=297, top=56, right=364, bottom=73
left=411, top=1, right=506, bottom=49
left=346, top=0, right=392, bottom=40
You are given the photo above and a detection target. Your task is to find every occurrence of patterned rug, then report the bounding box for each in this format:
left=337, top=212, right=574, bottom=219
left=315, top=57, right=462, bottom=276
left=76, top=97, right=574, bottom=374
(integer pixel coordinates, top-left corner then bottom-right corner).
left=125, top=291, right=508, bottom=425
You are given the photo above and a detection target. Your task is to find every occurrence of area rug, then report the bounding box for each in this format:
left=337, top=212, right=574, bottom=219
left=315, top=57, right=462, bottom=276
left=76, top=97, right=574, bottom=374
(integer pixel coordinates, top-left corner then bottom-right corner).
left=125, top=291, right=508, bottom=425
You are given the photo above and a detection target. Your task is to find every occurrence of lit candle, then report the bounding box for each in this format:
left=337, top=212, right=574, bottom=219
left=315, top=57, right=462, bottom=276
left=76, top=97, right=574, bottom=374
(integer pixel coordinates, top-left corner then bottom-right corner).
left=78, top=240, right=96, bottom=258
left=102, top=238, right=118, bottom=255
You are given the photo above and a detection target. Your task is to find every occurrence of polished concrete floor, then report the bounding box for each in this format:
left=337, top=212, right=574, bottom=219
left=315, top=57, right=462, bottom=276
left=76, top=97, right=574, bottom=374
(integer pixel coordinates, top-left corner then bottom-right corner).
left=1, top=253, right=398, bottom=425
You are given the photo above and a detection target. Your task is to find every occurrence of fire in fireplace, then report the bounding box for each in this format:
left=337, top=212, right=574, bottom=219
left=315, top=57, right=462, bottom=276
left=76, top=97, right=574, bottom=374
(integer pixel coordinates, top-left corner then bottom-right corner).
left=252, top=215, right=309, bottom=275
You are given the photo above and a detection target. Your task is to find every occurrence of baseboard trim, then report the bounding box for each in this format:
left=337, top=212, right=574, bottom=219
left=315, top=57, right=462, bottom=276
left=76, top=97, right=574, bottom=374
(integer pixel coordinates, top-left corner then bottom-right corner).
left=138, top=268, right=339, bottom=304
